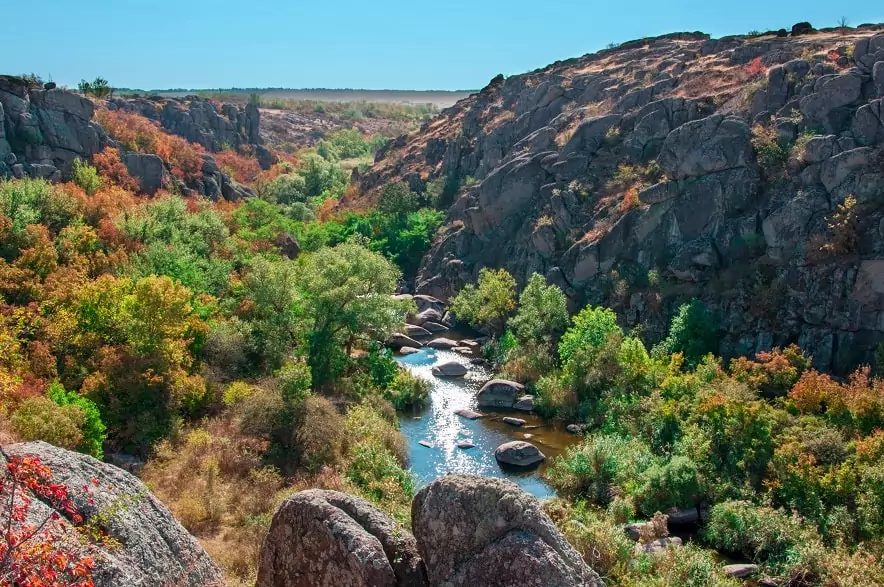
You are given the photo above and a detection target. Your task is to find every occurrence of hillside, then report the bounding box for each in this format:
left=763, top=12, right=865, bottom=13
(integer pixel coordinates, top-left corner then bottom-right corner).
left=355, top=23, right=884, bottom=374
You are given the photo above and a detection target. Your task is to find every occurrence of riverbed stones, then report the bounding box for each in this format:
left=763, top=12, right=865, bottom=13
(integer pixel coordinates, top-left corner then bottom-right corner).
left=455, top=408, right=484, bottom=420
left=411, top=475, right=602, bottom=587
left=419, top=440, right=434, bottom=448
left=476, top=379, right=525, bottom=409
left=457, top=440, right=476, bottom=449
left=413, top=294, right=445, bottom=314
left=513, top=395, right=536, bottom=412
left=426, top=337, right=459, bottom=349
left=398, top=346, right=420, bottom=356
left=413, top=308, right=444, bottom=325
left=406, top=324, right=432, bottom=338
left=257, top=489, right=427, bottom=587
left=566, top=423, right=589, bottom=434
left=432, top=361, right=468, bottom=377
left=422, top=321, right=448, bottom=333
left=389, top=333, right=422, bottom=349
left=494, top=441, right=546, bottom=467
left=452, top=346, right=473, bottom=355
left=502, top=417, right=526, bottom=427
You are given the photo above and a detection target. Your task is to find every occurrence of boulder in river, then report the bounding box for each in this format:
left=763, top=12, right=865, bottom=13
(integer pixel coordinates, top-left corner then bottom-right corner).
left=411, top=475, right=602, bottom=587
left=452, top=346, right=474, bottom=356
left=413, top=294, right=445, bottom=314
left=427, top=337, right=459, bottom=349
left=398, top=346, right=421, bottom=356
left=494, top=441, right=546, bottom=467
left=422, top=321, right=448, bottom=333
left=566, top=423, right=589, bottom=434
left=432, top=361, right=468, bottom=377
left=257, top=489, right=427, bottom=587
left=406, top=324, right=432, bottom=338
left=413, top=308, right=443, bottom=325
left=476, top=379, right=525, bottom=409
left=502, top=417, right=526, bottom=427
left=389, top=333, right=422, bottom=349
left=457, top=440, right=476, bottom=449
left=513, top=395, right=536, bottom=412
left=455, top=408, right=484, bottom=420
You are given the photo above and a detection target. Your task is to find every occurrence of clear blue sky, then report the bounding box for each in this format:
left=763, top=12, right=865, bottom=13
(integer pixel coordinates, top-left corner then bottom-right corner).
left=5, top=1, right=880, bottom=91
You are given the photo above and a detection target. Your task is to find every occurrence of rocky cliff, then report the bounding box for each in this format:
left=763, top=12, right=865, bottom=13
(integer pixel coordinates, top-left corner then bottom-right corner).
left=356, top=24, right=884, bottom=373
left=0, top=75, right=258, bottom=199
left=1, top=442, right=223, bottom=586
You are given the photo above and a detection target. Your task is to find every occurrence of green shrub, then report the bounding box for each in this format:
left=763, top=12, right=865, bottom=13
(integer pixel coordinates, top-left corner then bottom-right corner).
left=508, top=273, right=569, bottom=347
left=72, top=158, right=103, bottom=195
left=11, top=396, right=86, bottom=452
left=546, top=434, right=655, bottom=504
left=634, top=456, right=702, bottom=516
left=625, top=543, right=741, bottom=587
left=384, top=370, right=430, bottom=410
left=751, top=125, right=789, bottom=175
left=652, top=299, right=719, bottom=368
left=47, top=381, right=107, bottom=458
left=704, top=501, right=816, bottom=566
left=276, top=360, right=312, bottom=403
left=559, top=305, right=622, bottom=367
left=450, top=268, right=517, bottom=334
left=295, top=396, right=344, bottom=473
left=535, top=373, right=577, bottom=419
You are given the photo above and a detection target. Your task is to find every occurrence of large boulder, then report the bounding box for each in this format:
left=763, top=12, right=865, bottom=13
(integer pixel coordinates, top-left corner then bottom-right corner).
left=389, top=333, right=423, bottom=350
left=494, top=441, right=545, bottom=467
left=411, top=475, right=602, bottom=587
left=476, top=379, right=525, bottom=409
left=800, top=72, right=864, bottom=131
left=432, top=361, right=468, bottom=377
left=426, top=337, right=459, bottom=349
left=257, top=489, right=428, bottom=587
left=658, top=114, right=751, bottom=180
left=123, top=151, right=166, bottom=194
left=1, top=442, right=223, bottom=587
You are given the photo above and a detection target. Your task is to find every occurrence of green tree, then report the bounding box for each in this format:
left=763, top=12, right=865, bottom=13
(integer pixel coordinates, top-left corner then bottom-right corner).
left=295, top=241, right=413, bottom=386
left=47, top=382, right=107, bottom=458
left=653, top=299, right=720, bottom=368
left=558, top=305, right=622, bottom=366
left=450, top=268, right=516, bottom=334
left=508, top=273, right=569, bottom=346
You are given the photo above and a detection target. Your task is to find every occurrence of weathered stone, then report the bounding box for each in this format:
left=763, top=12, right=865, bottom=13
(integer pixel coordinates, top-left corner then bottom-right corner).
left=411, top=475, right=601, bottom=587
left=502, top=417, right=526, bottom=427
left=636, top=536, right=683, bottom=555
left=422, top=321, right=448, bottom=333
left=389, top=334, right=423, bottom=349
left=257, top=489, right=427, bottom=587
left=413, top=308, right=444, bottom=325
left=398, top=346, right=421, bottom=356
left=658, top=114, right=751, bottom=180
left=426, top=337, right=459, bottom=349
left=432, top=361, right=468, bottom=377
left=454, top=408, right=484, bottom=420
left=799, top=72, right=863, bottom=130
left=494, top=441, right=545, bottom=467
left=406, top=324, right=432, bottom=338
left=2, top=442, right=223, bottom=587
left=723, top=564, right=759, bottom=579
left=123, top=151, right=166, bottom=194
left=456, top=440, right=476, bottom=449
left=513, top=395, right=536, bottom=412
left=274, top=232, right=301, bottom=260
left=476, top=379, right=525, bottom=408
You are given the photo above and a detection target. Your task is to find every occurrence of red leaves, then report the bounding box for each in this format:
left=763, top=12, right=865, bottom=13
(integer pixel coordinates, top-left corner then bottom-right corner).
left=1, top=456, right=97, bottom=586
left=744, top=56, right=765, bottom=78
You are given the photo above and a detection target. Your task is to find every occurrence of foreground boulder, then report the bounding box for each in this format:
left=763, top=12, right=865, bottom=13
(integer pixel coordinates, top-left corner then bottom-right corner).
left=257, top=489, right=427, bottom=587
left=1, top=441, right=223, bottom=587
left=432, top=361, right=468, bottom=377
left=411, top=475, right=602, bottom=587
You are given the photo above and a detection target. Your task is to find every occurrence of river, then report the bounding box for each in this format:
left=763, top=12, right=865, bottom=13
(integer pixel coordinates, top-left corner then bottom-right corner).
left=395, top=346, right=581, bottom=498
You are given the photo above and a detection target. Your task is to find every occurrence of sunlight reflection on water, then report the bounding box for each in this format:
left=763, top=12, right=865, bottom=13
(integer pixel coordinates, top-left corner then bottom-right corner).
left=396, top=347, right=578, bottom=498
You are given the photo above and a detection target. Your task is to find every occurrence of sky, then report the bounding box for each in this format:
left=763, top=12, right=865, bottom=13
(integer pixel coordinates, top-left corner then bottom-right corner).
left=5, top=1, right=881, bottom=91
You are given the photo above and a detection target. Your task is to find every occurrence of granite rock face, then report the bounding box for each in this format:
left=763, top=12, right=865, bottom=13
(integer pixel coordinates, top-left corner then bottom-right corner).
left=1, top=442, right=224, bottom=587
left=356, top=25, right=884, bottom=373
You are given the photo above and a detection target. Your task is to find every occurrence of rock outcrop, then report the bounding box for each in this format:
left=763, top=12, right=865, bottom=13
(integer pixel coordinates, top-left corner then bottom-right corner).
left=411, top=475, right=602, bottom=586
left=107, top=94, right=263, bottom=155
left=355, top=25, right=884, bottom=373
left=0, top=76, right=260, bottom=199
left=1, top=441, right=223, bottom=587
left=257, top=489, right=427, bottom=587
left=258, top=475, right=603, bottom=587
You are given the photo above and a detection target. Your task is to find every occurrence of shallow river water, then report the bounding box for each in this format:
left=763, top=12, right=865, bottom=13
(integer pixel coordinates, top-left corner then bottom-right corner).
left=396, top=346, right=581, bottom=498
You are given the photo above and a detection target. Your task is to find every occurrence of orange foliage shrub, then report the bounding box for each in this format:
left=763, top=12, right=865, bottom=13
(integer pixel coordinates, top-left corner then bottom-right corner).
left=92, top=147, right=140, bottom=192
left=730, top=344, right=810, bottom=395
left=214, top=151, right=262, bottom=185
left=744, top=56, right=765, bottom=78
left=93, top=109, right=204, bottom=181
left=620, top=187, right=639, bottom=212
left=789, top=366, right=884, bottom=436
